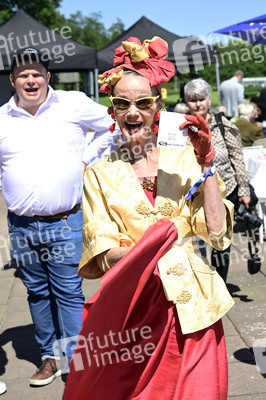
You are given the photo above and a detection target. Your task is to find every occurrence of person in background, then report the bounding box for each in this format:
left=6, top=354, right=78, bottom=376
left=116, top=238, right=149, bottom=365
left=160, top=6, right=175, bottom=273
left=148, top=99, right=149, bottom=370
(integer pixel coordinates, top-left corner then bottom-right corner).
left=233, top=102, right=264, bottom=147
left=250, top=96, right=264, bottom=124
left=64, top=36, right=234, bottom=400
left=173, top=102, right=189, bottom=114
left=250, top=102, right=262, bottom=125
left=0, top=47, right=119, bottom=387
left=184, top=78, right=251, bottom=282
left=219, top=70, right=245, bottom=119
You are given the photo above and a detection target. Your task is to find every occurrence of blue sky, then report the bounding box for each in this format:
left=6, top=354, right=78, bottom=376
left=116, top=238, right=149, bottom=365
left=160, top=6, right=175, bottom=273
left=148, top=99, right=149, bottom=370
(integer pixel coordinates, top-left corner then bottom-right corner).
left=59, top=0, right=265, bottom=38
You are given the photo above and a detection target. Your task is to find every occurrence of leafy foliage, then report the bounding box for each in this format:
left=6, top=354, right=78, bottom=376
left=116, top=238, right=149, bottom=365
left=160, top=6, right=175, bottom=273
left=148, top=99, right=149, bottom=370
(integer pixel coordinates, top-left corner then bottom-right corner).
left=199, top=39, right=266, bottom=86
left=0, top=2, right=124, bottom=49
left=62, top=12, right=124, bottom=49
left=63, top=11, right=124, bottom=50
left=0, top=0, right=62, bottom=27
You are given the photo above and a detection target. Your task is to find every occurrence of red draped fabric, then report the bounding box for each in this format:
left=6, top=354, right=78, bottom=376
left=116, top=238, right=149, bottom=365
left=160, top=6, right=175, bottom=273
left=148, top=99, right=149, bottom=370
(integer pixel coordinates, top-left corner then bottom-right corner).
left=63, top=219, right=228, bottom=400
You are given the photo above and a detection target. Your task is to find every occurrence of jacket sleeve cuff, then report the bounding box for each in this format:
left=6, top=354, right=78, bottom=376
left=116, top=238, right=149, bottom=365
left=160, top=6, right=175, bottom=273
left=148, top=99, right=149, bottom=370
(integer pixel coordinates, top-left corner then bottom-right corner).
left=237, top=185, right=251, bottom=197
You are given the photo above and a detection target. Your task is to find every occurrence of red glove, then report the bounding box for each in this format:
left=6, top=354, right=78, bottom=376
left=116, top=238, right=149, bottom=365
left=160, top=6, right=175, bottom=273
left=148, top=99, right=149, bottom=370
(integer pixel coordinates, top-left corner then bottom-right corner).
left=179, top=113, right=215, bottom=164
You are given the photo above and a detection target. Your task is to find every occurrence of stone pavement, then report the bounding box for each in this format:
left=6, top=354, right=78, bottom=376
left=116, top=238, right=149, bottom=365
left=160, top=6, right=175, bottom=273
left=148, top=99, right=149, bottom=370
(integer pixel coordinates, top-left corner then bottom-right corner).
left=0, top=192, right=266, bottom=399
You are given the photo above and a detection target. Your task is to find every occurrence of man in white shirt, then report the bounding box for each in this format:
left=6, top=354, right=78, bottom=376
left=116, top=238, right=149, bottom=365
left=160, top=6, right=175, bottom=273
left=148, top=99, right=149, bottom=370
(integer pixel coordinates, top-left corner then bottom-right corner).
left=219, top=70, right=245, bottom=119
left=0, top=48, right=119, bottom=387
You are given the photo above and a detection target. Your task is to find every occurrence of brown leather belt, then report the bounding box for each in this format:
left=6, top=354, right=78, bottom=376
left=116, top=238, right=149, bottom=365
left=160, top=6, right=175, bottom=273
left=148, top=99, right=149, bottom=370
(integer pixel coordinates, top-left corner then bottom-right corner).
left=33, top=204, right=81, bottom=220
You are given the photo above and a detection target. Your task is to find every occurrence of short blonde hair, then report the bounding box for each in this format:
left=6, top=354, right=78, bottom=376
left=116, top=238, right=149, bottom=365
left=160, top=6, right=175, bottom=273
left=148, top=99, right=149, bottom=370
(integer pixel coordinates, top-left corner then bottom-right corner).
left=238, top=102, right=254, bottom=119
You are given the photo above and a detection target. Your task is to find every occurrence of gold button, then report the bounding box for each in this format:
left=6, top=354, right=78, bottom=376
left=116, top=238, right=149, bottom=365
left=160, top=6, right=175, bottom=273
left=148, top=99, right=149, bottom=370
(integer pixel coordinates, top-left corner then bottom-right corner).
left=174, top=290, right=192, bottom=304
left=166, top=263, right=185, bottom=276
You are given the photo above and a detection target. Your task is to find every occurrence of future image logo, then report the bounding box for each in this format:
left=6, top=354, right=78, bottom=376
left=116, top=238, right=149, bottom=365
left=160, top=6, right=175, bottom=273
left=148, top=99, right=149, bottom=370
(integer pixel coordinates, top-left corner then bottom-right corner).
left=173, top=30, right=266, bottom=74
left=253, top=338, right=266, bottom=375
left=0, top=26, right=76, bottom=71
left=53, top=326, right=156, bottom=373
left=172, top=36, right=218, bottom=74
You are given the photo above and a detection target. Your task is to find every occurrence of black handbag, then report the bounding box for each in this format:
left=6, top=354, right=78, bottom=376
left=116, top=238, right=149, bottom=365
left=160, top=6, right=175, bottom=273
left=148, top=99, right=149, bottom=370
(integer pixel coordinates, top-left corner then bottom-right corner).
left=227, top=185, right=262, bottom=274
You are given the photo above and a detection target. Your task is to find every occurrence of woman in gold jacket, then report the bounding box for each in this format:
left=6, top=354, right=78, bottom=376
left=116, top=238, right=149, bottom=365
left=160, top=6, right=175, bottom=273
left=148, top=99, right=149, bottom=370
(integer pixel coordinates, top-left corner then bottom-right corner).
left=64, top=36, right=234, bottom=400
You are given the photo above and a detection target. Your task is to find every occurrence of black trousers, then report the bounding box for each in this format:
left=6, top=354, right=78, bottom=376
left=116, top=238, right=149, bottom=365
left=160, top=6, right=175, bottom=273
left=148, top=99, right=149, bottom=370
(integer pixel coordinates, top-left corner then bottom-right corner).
left=212, top=184, right=259, bottom=282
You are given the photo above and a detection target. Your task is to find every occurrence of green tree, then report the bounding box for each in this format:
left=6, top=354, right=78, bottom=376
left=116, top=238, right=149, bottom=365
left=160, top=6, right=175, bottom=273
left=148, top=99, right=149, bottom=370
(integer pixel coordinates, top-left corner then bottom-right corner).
left=0, top=3, right=125, bottom=51
left=64, top=11, right=124, bottom=49
left=66, top=11, right=108, bottom=49
left=108, top=17, right=124, bottom=41
left=0, top=0, right=63, bottom=27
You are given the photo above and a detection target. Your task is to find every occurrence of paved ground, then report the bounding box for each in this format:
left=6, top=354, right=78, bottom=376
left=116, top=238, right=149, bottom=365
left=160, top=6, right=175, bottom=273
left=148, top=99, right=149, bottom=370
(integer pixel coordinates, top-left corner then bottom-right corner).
left=0, top=192, right=266, bottom=399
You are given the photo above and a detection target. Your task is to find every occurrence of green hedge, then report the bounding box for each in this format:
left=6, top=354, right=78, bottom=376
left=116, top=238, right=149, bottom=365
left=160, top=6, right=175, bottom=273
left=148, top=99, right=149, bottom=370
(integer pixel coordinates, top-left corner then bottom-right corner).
left=244, top=86, right=263, bottom=99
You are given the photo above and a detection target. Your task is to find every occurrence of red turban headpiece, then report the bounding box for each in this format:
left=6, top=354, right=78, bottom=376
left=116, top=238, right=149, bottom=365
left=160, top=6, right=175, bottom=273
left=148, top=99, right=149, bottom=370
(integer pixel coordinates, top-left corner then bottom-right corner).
left=98, top=36, right=175, bottom=93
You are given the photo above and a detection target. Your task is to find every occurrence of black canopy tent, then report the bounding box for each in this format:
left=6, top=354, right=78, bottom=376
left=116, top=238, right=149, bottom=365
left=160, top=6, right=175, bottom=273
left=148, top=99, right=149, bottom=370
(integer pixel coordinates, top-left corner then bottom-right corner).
left=0, top=9, right=98, bottom=104
left=97, top=16, right=218, bottom=100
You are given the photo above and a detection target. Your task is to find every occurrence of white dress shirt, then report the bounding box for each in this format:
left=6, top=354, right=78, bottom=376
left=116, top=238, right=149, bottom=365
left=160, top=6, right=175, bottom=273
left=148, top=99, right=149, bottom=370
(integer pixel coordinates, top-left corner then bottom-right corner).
left=0, top=86, right=119, bottom=216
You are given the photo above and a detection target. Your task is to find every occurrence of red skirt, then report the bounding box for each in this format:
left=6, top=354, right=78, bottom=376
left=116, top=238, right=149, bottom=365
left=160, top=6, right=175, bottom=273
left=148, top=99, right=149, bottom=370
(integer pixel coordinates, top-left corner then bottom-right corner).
left=63, top=219, right=228, bottom=400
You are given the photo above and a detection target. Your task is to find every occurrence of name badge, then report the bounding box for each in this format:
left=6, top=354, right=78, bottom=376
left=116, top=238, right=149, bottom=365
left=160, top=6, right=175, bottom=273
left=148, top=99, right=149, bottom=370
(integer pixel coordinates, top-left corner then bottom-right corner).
left=157, top=111, right=188, bottom=148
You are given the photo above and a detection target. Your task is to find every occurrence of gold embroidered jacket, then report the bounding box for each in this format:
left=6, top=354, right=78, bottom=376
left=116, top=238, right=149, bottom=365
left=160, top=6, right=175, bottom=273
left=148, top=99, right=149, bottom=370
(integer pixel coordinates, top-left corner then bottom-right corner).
left=80, top=145, right=235, bottom=334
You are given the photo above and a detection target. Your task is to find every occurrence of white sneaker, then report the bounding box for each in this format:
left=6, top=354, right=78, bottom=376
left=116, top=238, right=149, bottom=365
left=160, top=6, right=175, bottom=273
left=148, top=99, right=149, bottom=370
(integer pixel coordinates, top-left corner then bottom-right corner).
left=0, top=382, right=7, bottom=395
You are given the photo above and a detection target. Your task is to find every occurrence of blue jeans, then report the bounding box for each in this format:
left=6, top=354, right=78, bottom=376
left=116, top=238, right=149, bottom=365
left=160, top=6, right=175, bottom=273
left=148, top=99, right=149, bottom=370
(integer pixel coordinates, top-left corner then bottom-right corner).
left=7, top=209, right=85, bottom=360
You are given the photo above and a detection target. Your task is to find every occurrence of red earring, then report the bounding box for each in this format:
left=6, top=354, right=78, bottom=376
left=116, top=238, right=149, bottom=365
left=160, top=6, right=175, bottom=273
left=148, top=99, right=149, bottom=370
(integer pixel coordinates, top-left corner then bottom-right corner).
left=109, top=122, right=116, bottom=133
left=154, top=111, right=160, bottom=122
left=109, top=112, right=116, bottom=133
left=153, top=111, right=160, bottom=135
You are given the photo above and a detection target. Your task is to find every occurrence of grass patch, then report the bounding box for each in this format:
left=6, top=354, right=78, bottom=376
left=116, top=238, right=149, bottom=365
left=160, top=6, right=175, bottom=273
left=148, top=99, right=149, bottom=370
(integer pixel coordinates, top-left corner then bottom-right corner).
left=99, top=95, right=111, bottom=107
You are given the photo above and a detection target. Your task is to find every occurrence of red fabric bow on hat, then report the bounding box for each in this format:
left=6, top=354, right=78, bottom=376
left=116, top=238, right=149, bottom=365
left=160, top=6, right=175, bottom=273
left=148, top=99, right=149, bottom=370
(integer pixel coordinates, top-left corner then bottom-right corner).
left=98, top=36, right=175, bottom=93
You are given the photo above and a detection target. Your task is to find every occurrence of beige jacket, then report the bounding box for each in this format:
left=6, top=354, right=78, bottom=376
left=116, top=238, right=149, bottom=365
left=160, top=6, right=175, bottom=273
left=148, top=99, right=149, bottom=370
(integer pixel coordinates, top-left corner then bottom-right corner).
left=80, top=145, right=234, bottom=334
